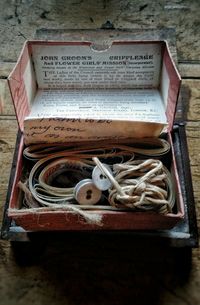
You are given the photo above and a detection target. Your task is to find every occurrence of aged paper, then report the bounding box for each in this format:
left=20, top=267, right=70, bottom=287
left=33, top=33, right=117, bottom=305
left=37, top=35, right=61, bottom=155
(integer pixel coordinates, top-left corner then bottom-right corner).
left=24, top=42, right=166, bottom=144
left=29, top=89, right=166, bottom=123
left=24, top=117, right=164, bottom=145
left=31, top=43, right=162, bottom=89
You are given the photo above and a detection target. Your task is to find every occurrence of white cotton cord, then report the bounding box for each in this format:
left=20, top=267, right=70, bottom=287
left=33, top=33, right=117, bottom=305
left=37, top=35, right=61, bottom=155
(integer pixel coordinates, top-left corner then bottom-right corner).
left=28, top=156, right=92, bottom=205
left=93, top=157, right=175, bottom=214
left=18, top=139, right=174, bottom=217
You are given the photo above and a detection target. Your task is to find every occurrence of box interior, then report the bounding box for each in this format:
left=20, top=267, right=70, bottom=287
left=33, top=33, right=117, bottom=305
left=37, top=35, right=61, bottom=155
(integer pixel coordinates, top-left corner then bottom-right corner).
left=6, top=40, right=184, bottom=231
left=7, top=131, right=185, bottom=231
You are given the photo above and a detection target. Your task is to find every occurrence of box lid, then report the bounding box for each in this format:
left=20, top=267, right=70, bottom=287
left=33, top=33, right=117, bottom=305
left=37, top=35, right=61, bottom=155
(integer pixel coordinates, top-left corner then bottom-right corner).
left=8, top=36, right=181, bottom=144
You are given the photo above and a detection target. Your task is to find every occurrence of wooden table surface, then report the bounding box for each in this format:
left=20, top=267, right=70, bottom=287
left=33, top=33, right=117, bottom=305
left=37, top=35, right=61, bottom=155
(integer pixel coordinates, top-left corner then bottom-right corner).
left=0, top=1, right=199, bottom=304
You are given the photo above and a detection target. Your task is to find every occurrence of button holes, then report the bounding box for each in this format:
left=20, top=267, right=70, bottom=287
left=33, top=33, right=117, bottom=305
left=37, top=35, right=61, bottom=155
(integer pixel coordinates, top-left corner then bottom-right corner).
left=100, top=174, right=107, bottom=180
left=86, top=189, right=92, bottom=200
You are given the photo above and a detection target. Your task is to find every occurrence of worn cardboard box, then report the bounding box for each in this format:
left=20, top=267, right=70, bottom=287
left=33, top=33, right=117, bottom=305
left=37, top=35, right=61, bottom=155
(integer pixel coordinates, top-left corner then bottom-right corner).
left=5, top=38, right=185, bottom=232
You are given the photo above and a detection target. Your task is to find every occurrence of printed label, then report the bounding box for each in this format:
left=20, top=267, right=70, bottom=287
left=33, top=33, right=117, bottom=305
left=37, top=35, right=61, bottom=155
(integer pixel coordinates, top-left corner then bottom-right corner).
left=32, top=43, right=161, bottom=89
left=29, top=89, right=166, bottom=123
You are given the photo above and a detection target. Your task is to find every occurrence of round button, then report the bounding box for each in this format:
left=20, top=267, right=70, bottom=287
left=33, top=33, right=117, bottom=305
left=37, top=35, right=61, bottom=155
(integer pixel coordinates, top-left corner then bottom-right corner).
left=92, top=164, right=113, bottom=191
left=74, top=179, right=102, bottom=205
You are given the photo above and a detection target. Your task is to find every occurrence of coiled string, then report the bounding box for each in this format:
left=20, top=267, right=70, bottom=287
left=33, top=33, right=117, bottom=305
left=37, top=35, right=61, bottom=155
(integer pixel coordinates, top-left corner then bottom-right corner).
left=23, top=138, right=170, bottom=161
left=17, top=139, right=174, bottom=216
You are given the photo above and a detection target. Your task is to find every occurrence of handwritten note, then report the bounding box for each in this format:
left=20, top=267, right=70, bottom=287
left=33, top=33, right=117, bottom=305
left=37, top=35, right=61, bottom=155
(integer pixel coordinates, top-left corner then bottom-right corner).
left=24, top=117, right=164, bottom=145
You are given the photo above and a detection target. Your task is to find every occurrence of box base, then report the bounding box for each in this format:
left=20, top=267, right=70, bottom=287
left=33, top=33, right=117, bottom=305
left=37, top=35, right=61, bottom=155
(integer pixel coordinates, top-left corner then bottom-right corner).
left=1, top=124, right=198, bottom=247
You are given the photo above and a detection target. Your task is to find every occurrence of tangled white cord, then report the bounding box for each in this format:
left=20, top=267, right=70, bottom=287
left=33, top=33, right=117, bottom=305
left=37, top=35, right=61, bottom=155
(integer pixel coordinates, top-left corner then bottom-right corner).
left=93, top=158, right=175, bottom=214
left=18, top=140, right=175, bottom=216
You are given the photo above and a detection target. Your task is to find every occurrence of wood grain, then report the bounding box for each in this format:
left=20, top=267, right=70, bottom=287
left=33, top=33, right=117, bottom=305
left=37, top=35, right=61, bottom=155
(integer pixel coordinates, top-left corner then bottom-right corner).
left=0, top=0, right=199, bottom=62
left=0, top=79, right=15, bottom=115
left=0, top=119, right=18, bottom=220
left=179, top=63, right=200, bottom=78
left=0, top=2, right=199, bottom=304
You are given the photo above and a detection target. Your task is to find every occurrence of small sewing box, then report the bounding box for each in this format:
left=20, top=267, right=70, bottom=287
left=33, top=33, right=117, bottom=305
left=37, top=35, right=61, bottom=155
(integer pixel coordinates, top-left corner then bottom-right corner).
left=1, top=29, right=198, bottom=246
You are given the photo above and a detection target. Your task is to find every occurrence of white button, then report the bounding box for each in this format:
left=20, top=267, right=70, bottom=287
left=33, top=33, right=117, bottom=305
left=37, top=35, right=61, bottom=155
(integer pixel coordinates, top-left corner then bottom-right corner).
left=92, top=164, right=113, bottom=191
left=74, top=179, right=102, bottom=205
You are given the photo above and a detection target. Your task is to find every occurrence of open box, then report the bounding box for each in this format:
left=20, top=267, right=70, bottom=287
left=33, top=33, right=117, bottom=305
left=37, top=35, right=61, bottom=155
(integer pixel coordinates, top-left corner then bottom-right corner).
left=6, top=38, right=185, bottom=232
